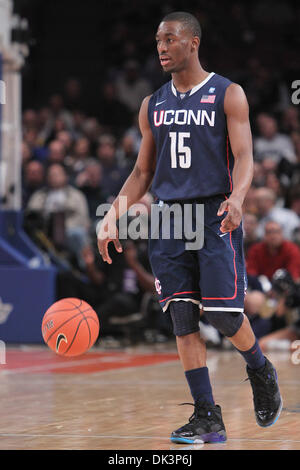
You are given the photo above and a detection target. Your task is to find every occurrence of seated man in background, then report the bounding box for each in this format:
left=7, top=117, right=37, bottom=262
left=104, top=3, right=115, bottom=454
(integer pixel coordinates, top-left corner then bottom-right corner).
left=75, top=161, right=109, bottom=224
left=26, top=163, right=90, bottom=266
left=247, top=220, right=300, bottom=282
left=22, top=160, right=45, bottom=207
left=242, top=212, right=260, bottom=257
left=254, top=188, right=300, bottom=240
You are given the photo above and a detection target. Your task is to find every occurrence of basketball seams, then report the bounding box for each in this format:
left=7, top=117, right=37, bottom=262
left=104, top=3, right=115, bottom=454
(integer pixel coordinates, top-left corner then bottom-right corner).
left=44, top=312, right=82, bottom=343
left=64, top=317, right=85, bottom=354
left=66, top=299, right=94, bottom=350
left=80, top=310, right=92, bottom=349
left=64, top=315, right=99, bottom=355
left=42, top=298, right=99, bottom=356
left=43, top=306, right=81, bottom=322
left=43, top=299, right=83, bottom=322
left=43, top=307, right=93, bottom=343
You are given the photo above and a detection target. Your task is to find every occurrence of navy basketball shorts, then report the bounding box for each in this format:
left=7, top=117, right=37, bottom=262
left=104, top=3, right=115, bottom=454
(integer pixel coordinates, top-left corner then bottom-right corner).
left=148, top=195, right=247, bottom=314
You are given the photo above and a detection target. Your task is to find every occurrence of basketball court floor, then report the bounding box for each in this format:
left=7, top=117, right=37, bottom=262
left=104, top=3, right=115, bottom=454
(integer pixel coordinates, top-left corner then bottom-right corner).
left=0, top=343, right=299, bottom=450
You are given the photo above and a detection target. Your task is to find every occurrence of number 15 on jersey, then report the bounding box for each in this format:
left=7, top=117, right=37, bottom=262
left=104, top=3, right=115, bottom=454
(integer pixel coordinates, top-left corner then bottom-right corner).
left=169, top=132, right=191, bottom=169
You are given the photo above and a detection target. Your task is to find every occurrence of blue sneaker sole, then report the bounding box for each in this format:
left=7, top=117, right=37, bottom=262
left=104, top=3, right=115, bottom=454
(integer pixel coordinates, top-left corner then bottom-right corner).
left=257, top=398, right=283, bottom=428
left=170, top=432, right=227, bottom=444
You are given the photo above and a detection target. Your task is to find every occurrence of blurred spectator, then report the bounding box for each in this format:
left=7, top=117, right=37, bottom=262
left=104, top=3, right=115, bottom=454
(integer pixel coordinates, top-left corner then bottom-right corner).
left=47, top=140, right=67, bottom=165
left=56, top=240, right=108, bottom=313
left=115, top=60, right=152, bottom=114
left=27, top=163, right=90, bottom=265
left=71, top=110, right=88, bottom=138
left=116, top=133, right=138, bottom=172
left=56, top=130, right=74, bottom=155
left=246, top=220, right=300, bottom=281
left=38, top=94, right=74, bottom=143
left=66, top=137, right=95, bottom=182
left=22, top=109, right=38, bottom=132
left=259, top=323, right=300, bottom=352
left=72, top=136, right=93, bottom=161
left=243, top=212, right=260, bottom=256
left=22, top=141, right=34, bottom=165
left=75, top=161, right=109, bottom=222
left=36, top=107, right=52, bottom=145
left=252, top=161, right=266, bottom=188
left=254, top=113, right=296, bottom=163
left=244, top=290, right=273, bottom=339
left=81, top=118, right=103, bottom=154
left=23, top=126, right=49, bottom=163
left=254, top=187, right=299, bottom=239
left=96, top=134, right=130, bottom=198
left=281, top=106, right=300, bottom=134
left=265, top=171, right=285, bottom=207
left=22, top=160, right=45, bottom=207
left=48, top=94, right=74, bottom=130
left=243, top=186, right=257, bottom=215
left=123, top=113, right=142, bottom=154
left=258, top=269, right=300, bottom=351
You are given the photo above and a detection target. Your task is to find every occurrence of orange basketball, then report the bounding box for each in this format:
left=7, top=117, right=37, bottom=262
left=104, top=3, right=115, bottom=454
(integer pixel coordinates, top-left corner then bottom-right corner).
left=42, top=298, right=100, bottom=357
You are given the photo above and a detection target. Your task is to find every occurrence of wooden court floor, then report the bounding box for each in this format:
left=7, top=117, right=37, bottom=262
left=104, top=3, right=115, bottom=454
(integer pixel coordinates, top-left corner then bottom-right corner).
left=0, top=344, right=299, bottom=450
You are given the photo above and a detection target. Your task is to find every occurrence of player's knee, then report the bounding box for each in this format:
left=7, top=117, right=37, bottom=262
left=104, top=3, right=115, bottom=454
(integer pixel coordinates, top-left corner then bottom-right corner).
left=169, top=301, right=200, bottom=337
left=204, top=311, right=244, bottom=337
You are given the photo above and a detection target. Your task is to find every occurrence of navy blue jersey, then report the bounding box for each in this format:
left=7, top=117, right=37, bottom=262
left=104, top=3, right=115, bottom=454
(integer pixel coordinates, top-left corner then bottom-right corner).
left=148, top=72, right=234, bottom=200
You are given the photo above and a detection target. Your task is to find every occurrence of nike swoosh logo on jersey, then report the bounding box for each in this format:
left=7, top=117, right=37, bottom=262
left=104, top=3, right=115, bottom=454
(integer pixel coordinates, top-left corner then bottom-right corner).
left=155, top=100, right=166, bottom=106
left=219, top=233, right=228, bottom=238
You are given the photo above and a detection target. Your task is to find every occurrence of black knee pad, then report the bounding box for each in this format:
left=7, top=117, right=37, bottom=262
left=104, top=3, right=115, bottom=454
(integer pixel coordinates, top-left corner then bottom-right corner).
left=169, top=301, right=200, bottom=337
left=204, top=311, right=244, bottom=337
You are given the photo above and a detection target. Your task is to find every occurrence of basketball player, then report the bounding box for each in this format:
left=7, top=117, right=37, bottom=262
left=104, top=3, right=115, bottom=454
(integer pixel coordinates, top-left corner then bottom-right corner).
left=97, top=11, right=282, bottom=444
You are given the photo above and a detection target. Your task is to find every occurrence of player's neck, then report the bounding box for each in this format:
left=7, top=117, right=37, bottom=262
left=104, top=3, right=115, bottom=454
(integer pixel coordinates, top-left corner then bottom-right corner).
left=171, top=62, right=209, bottom=93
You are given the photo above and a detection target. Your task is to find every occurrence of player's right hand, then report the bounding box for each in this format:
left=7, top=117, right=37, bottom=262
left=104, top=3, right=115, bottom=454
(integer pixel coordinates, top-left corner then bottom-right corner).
left=97, top=216, right=123, bottom=264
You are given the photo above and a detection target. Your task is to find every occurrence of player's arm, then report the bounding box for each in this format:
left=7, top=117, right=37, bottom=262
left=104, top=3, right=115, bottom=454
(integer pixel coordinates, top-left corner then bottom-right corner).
left=217, top=83, right=254, bottom=233
left=97, top=95, right=156, bottom=264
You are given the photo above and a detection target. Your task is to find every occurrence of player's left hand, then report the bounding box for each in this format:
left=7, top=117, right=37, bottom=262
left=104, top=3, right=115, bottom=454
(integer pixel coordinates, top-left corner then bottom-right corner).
left=217, top=196, right=243, bottom=233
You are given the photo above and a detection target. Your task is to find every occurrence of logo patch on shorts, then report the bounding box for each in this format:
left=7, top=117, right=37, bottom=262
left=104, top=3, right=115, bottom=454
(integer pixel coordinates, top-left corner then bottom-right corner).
left=154, top=278, right=162, bottom=295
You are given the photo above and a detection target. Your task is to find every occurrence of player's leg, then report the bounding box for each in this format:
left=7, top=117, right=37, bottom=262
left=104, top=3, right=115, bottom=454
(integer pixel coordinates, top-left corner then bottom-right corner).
left=168, top=301, right=227, bottom=444
left=148, top=218, right=226, bottom=444
left=199, top=196, right=282, bottom=427
left=204, top=310, right=282, bottom=427
left=228, top=314, right=283, bottom=427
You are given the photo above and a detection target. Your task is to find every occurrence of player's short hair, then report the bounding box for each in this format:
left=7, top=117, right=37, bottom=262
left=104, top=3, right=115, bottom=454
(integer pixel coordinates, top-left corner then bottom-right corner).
left=161, top=11, right=202, bottom=41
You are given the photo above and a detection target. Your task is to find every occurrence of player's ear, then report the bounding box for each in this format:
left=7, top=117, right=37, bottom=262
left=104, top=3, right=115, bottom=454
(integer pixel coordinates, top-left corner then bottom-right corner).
left=191, top=36, right=200, bottom=52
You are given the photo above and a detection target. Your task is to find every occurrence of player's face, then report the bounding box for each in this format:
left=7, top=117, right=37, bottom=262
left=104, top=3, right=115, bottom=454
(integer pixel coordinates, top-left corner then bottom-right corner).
left=156, top=21, right=195, bottom=73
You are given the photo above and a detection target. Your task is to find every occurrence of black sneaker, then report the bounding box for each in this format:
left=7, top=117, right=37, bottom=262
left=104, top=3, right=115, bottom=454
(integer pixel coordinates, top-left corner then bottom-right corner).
left=170, top=400, right=227, bottom=444
left=247, top=357, right=283, bottom=427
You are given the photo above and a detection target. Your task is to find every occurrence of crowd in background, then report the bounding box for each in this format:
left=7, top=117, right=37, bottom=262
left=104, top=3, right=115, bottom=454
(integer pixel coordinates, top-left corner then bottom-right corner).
left=20, top=0, right=300, bottom=347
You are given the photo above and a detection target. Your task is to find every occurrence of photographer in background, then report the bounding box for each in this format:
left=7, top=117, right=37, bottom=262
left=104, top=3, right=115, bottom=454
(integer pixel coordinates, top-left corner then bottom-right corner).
left=245, top=220, right=300, bottom=342
left=259, top=269, right=300, bottom=351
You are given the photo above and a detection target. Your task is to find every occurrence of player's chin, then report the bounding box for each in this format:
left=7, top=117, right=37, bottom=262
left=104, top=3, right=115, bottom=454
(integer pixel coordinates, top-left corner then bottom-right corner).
left=161, top=63, right=176, bottom=73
